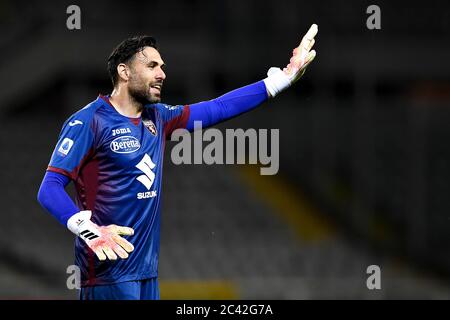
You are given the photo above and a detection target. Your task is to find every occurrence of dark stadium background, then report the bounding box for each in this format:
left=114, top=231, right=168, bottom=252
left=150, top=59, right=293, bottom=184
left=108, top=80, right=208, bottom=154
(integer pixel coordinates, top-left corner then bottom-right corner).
left=0, top=0, right=449, bottom=299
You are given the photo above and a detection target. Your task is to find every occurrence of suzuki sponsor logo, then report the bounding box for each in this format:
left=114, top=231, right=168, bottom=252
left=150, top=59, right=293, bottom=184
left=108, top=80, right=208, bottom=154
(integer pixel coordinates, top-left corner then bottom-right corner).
left=135, top=153, right=158, bottom=199
left=110, top=136, right=141, bottom=154
left=137, top=191, right=157, bottom=199
left=136, top=153, right=156, bottom=190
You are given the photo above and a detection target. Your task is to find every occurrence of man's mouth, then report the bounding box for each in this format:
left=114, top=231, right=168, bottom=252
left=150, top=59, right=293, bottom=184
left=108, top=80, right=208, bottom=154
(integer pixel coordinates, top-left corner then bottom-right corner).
left=150, top=84, right=162, bottom=93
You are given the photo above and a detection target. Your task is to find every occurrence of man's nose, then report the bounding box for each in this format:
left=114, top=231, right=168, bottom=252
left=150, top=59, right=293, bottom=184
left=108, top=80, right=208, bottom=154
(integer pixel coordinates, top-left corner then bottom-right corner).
left=156, top=68, right=166, bottom=81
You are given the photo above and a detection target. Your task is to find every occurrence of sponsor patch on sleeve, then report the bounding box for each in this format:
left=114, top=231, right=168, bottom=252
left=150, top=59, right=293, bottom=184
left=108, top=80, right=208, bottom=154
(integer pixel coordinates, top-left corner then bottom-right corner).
left=57, top=138, right=74, bottom=157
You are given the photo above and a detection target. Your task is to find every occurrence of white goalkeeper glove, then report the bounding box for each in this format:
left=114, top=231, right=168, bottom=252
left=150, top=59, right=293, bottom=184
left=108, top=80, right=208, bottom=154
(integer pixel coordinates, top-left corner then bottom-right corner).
left=263, top=23, right=318, bottom=98
left=67, top=210, right=134, bottom=261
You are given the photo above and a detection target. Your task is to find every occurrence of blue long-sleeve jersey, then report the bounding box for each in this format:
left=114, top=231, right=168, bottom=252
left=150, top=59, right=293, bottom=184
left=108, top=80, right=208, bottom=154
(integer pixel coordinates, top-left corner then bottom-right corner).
left=38, top=80, right=268, bottom=286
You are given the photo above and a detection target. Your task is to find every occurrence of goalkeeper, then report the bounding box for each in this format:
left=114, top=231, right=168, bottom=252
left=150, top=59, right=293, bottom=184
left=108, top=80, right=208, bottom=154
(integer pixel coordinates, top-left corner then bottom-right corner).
left=37, top=24, right=318, bottom=300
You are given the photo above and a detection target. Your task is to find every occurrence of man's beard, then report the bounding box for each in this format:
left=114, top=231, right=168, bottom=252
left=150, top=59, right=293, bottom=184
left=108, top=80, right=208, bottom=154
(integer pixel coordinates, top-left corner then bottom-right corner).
left=128, top=80, right=161, bottom=106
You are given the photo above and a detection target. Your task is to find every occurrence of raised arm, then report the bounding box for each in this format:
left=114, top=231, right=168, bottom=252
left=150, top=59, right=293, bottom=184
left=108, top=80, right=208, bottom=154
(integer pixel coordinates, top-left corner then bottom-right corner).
left=184, top=24, right=318, bottom=131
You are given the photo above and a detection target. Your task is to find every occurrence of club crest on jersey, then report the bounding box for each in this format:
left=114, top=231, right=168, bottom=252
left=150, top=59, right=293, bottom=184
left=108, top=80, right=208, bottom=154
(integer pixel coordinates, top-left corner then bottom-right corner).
left=110, top=136, right=141, bottom=154
left=143, top=119, right=157, bottom=136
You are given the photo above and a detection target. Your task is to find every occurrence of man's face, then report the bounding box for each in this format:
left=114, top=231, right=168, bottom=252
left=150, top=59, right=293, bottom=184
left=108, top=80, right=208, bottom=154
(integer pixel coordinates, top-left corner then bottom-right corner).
left=127, top=46, right=166, bottom=104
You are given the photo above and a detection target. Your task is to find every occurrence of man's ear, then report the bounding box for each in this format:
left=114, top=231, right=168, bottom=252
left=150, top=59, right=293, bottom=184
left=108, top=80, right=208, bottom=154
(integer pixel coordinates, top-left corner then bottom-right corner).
left=117, top=63, right=130, bottom=82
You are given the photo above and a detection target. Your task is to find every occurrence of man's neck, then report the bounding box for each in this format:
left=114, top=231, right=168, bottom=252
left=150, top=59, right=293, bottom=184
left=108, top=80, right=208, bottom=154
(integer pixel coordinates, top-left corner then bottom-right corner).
left=109, top=87, right=143, bottom=118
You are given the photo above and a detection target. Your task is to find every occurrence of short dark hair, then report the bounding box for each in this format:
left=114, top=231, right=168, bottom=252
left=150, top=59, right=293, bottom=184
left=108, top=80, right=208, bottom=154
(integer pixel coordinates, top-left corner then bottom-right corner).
left=107, top=35, right=158, bottom=86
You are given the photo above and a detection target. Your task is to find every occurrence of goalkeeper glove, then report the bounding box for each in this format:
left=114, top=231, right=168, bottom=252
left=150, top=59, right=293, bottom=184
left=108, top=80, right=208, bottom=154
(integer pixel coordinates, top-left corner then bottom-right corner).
left=264, top=23, right=318, bottom=98
left=67, top=210, right=134, bottom=261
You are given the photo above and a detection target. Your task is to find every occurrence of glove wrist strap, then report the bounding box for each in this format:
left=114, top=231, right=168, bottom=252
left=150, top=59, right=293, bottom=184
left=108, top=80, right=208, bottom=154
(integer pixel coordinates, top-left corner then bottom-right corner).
left=263, top=67, right=292, bottom=98
left=67, top=210, right=100, bottom=241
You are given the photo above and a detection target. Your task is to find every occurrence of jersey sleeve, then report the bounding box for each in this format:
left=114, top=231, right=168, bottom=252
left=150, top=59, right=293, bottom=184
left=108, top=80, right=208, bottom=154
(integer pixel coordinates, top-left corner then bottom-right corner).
left=37, top=171, right=80, bottom=226
left=47, top=114, right=95, bottom=180
left=154, top=103, right=191, bottom=139
left=186, top=80, right=268, bottom=131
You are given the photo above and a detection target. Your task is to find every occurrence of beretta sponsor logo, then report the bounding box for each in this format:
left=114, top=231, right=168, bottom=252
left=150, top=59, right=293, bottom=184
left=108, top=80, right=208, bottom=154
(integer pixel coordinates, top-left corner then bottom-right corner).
left=110, top=136, right=141, bottom=154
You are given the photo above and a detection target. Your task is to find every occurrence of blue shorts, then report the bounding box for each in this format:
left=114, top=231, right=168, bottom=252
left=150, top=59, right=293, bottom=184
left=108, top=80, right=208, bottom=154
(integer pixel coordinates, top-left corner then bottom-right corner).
left=79, top=278, right=160, bottom=300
